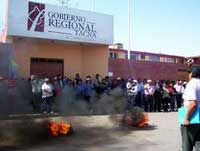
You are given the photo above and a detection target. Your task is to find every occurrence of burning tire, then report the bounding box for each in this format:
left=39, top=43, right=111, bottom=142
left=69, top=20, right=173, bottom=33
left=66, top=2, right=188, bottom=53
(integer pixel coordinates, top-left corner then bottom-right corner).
left=122, top=107, right=148, bottom=127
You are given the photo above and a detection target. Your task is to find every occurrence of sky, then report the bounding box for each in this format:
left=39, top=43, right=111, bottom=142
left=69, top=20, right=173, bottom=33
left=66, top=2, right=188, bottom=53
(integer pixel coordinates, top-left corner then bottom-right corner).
left=0, top=0, right=200, bottom=57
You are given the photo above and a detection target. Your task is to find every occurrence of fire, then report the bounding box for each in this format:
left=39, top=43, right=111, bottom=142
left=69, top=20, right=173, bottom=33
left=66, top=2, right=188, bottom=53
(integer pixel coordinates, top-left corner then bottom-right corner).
left=48, top=121, right=71, bottom=136
left=59, top=122, right=71, bottom=135
left=122, top=110, right=149, bottom=127
left=137, top=113, right=148, bottom=127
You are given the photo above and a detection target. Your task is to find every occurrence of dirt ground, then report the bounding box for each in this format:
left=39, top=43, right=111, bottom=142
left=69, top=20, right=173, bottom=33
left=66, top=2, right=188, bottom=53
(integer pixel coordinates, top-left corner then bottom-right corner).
left=0, top=112, right=181, bottom=151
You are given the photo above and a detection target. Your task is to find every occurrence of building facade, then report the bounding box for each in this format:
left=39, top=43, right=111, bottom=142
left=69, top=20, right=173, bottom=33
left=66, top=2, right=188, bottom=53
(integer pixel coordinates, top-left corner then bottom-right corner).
left=109, top=49, right=189, bottom=81
left=0, top=0, right=113, bottom=79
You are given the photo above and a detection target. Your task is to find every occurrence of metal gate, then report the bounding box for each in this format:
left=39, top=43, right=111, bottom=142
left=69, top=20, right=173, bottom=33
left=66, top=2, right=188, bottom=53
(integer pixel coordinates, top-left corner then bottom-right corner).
left=30, top=58, right=64, bottom=80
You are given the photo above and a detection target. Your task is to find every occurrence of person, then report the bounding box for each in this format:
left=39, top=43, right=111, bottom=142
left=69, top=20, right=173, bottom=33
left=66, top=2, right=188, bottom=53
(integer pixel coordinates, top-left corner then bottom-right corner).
left=174, top=80, right=184, bottom=109
left=30, top=75, right=42, bottom=112
left=181, top=66, right=200, bottom=151
left=168, top=81, right=176, bottom=111
left=53, top=76, right=62, bottom=97
left=136, top=79, right=144, bottom=107
left=58, top=75, right=63, bottom=88
left=41, top=78, right=54, bottom=113
left=75, top=79, right=85, bottom=100
left=154, top=80, right=162, bottom=112
left=162, top=82, right=170, bottom=112
left=84, top=76, right=93, bottom=102
left=144, top=80, right=155, bottom=112
left=74, top=73, right=82, bottom=86
left=126, top=79, right=138, bottom=109
left=63, top=76, right=68, bottom=87
left=93, top=73, right=102, bottom=94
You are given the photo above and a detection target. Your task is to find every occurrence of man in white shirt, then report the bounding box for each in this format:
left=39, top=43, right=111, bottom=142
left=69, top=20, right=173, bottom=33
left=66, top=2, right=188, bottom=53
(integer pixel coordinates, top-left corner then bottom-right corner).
left=41, top=78, right=54, bottom=113
left=144, top=80, right=155, bottom=112
left=174, top=80, right=185, bottom=108
left=126, top=79, right=138, bottom=109
left=181, top=66, right=200, bottom=151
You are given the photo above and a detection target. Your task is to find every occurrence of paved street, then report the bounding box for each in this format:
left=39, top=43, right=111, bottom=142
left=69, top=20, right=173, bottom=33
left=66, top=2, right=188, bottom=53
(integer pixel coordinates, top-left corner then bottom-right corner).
left=0, top=112, right=181, bottom=151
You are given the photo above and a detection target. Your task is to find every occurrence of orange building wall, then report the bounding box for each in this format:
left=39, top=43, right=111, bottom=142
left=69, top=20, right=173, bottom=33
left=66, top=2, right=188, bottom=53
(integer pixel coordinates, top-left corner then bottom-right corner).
left=12, top=38, right=108, bottom=78
left=82, top=44, right=108, bottom=78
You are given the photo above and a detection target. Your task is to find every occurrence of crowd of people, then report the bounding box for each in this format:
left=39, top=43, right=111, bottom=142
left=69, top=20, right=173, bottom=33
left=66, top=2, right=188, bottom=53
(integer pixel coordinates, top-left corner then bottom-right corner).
left=126, top=78, right=187, bottom=112
left=29, top=73, right=188, bottom=114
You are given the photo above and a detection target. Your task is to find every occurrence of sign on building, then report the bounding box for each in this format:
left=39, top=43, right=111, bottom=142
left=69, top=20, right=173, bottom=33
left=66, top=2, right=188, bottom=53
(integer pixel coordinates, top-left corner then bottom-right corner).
left=7, top=0, right=113, bottom=45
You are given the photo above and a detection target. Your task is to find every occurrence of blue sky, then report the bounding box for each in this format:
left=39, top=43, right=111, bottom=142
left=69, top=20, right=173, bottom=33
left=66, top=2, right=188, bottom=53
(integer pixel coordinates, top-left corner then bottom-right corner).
left=0, top=0, right=200, bottom=57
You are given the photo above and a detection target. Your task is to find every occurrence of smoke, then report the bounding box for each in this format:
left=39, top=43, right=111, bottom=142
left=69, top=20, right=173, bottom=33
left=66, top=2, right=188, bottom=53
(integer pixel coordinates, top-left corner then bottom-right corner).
left=0, top=79, right=33, bottom=116
left=92, top=88, right=127, bottom=115
left=0, top=79, right=129, bottom=146
left=1, top=78, right=128, bottom=116
left=57, top=86, right=90, bottom=115
left=0, top=45, right=10, bottom=78
left=57, top=86, right=127, bottom=116
left=0, top=119, right=50, bottom=146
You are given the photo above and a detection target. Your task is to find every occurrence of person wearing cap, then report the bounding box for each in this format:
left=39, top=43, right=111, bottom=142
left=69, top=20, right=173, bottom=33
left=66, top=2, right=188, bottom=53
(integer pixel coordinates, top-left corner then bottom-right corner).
left=174, top=80, right=185, bottom=109
left=41, top=78, right=54, bottom=113
left=181, top=66, right=200, bottom=151
left=144, top=79, right=155, bottom=112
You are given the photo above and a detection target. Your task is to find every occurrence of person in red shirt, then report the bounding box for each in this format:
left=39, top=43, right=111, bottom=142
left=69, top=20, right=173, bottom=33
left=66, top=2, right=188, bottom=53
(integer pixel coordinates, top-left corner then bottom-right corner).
left=167, top=82, right=176, bottom=111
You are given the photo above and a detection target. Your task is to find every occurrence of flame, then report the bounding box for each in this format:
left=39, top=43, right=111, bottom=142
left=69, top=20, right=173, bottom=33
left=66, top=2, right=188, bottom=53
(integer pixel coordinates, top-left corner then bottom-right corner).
left=137, top=113, right=149, bottom=127
left=59, top=122, right=71, bottom=135
left=122, top=111, right=149, bottom=127
left=48, top=121, right=71, bottom=136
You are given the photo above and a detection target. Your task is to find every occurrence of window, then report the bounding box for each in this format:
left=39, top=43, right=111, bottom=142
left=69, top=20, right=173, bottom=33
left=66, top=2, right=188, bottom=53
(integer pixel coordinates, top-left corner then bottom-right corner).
left=166, top=57, right=175, bottom=63
left=109, top=52, right=118, bottom=59
left=149, top=55, right=160, bottom=62
left=125, top=53, right=128, bottom=59
left=114, top=52, right=118, bottom=59
left=161, top=57, right=175, bottom=63
left=141, top=54, right=145, bottom=60
left=109, top=52, right=113, bottom=58
left=130, top=53, right=137, bottom=60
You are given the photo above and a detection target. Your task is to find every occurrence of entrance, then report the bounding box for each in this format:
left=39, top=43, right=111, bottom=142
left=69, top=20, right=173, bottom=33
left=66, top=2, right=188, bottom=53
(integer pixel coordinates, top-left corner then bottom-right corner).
left=30, top=57, right=64, bottom=80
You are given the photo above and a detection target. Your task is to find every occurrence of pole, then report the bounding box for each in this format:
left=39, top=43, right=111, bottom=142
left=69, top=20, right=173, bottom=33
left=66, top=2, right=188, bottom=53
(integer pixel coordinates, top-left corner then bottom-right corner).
left=92, top=0, right=95, bottom=11
left=128, top=0, right=131, bottom=60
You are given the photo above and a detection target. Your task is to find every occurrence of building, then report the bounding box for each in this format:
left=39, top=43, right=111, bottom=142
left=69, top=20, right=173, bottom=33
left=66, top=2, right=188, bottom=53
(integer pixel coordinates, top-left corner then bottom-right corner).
left=109, top=43, right=123, bottom=49
left=187, top=56, right=200, bottom=64
left=0, top=0, right=113, bottom=79
left=109, top=48, right=189, bottom=81
left=1, top=0, right=198, bottom=81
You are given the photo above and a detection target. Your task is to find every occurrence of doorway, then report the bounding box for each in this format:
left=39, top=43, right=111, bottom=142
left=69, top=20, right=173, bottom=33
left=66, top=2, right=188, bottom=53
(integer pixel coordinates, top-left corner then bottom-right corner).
left=30, top=57, right=64, bottom=80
